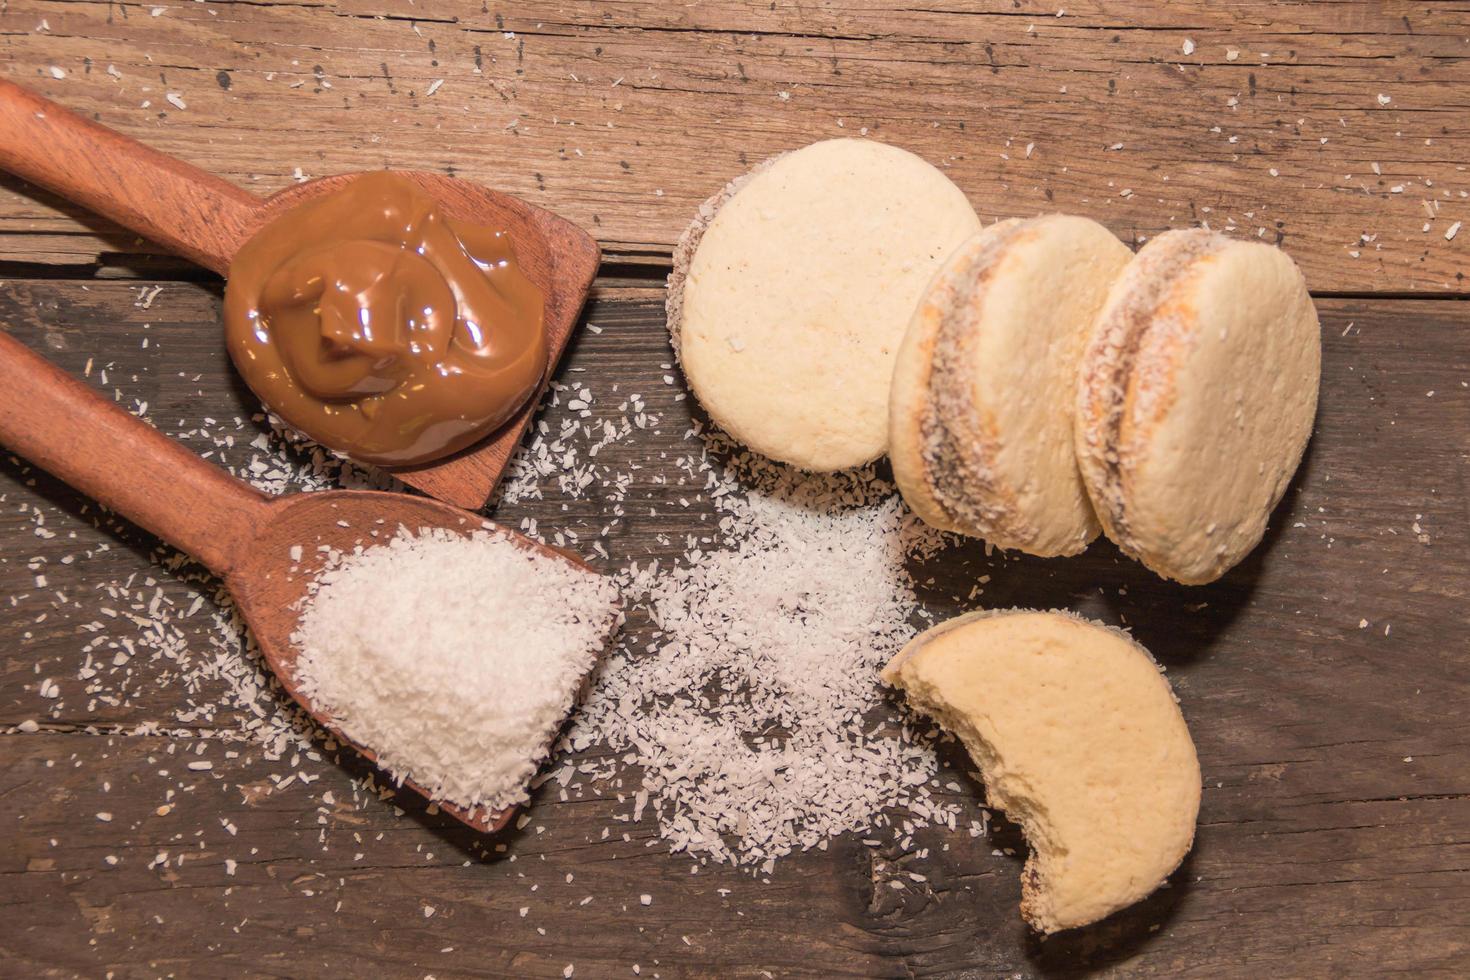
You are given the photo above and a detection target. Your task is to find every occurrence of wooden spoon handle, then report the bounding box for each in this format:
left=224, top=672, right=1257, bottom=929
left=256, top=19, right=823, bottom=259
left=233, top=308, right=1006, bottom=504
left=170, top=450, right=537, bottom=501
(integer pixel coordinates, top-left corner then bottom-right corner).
left=0, top=80, right=261, bottom=275
left=0, top=331, right=270, bottom=577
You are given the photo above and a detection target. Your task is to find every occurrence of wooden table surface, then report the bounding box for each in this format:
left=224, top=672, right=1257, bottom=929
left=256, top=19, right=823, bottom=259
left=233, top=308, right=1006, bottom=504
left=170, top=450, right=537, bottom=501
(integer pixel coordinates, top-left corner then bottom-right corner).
left=2, top=2, right=1467, bottom=977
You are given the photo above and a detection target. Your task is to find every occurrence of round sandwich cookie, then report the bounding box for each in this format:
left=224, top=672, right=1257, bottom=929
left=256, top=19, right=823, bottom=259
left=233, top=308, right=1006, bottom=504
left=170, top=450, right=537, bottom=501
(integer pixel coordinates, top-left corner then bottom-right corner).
left=881, top=609, right=1201, bottom=934
left=889, top=215, right=1132, bottom=556
left=668, top=138, right=981, bottom=472
left=1075, top=228, right=1321, bottom=585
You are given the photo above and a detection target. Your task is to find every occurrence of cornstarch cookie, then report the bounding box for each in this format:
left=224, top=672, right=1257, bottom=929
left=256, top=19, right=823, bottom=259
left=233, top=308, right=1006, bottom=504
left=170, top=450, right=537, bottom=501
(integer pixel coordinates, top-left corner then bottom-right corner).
left=881, top=609, right=1201, bottom=934
left=668, top=138, right=981, bottom=471
left=1075, top=229, right=1321, bottom=584
left=890, top=215, right=1132, bottom=555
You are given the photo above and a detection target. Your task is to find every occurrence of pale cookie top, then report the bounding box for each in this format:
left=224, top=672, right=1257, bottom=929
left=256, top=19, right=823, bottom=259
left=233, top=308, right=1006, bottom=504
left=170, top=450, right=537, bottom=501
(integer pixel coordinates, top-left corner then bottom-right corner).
left=883, top=609, right=1201, bottom=933
left=1079, top=229, right=1321, bottom=584
left=675, top=138, right=980, bottom=472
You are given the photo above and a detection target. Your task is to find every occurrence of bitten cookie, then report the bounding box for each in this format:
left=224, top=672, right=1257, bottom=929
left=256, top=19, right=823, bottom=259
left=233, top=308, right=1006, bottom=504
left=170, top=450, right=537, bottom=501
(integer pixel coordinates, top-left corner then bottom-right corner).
left=881, top=609, right=1201, bottom=934
left=1075, top=229, right=1321, bottom=584
left=668, top=139, right=981, bottom=472
left=890, top=215, right=1132, bottom=555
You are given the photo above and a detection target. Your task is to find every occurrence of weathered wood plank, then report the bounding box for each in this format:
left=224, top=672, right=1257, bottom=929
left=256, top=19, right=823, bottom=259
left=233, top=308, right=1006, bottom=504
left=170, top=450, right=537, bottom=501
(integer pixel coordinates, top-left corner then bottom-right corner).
left=4, top=727, right=1467, bottom=977
left=1, top=279, right=1468, bottom=974
left=1, top=1, right=1467, bottom=289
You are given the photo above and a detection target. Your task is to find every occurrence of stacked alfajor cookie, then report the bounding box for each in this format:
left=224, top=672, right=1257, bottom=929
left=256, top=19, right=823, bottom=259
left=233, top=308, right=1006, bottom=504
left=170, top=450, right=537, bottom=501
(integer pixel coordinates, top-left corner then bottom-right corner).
left=893, top=220, right=1320, bottom=583
left=889, top=215, right=1132, bottom=558
left=1074, top=229, right=1321, bottom=584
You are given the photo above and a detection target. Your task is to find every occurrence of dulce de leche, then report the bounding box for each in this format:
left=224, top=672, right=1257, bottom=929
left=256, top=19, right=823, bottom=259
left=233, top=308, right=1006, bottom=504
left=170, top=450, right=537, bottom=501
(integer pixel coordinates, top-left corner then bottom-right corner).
left=223, top=171, right=547, bottom=466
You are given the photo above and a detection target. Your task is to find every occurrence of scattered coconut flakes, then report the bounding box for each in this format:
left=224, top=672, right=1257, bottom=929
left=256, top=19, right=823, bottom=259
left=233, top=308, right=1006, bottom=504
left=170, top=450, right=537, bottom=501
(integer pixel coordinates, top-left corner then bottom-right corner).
left=567, top=429, right=962, bottom=870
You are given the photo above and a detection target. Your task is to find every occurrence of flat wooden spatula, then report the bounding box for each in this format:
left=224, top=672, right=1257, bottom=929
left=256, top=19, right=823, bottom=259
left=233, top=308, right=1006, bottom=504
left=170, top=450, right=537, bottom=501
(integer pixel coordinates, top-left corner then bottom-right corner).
left=0, top=79, right=601, bottom=510
left=0, top=330, right=612, bottom=833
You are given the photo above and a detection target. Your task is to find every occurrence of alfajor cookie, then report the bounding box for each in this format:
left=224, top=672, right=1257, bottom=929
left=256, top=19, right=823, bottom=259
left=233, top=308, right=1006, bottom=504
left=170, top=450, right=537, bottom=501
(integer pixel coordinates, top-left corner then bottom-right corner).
left=1075, top=229, right=1321, bottom=585
left=668, top=139, right=981, bottom=472
left=890, top=215, right=1132, bottom=556
left=881, top=609, right=1201, bottom=934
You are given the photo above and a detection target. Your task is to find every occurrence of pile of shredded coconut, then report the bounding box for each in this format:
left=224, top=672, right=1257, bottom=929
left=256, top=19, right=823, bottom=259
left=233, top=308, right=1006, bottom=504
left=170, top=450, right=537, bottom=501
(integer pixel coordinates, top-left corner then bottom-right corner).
left=292, top=528, right=621, bottom=813
left=565, top=439, right=965, bottom=872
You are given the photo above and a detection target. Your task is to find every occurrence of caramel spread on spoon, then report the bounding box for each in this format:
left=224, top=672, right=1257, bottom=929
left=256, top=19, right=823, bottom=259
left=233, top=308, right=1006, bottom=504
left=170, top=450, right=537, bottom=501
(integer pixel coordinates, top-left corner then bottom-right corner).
left=223, top=172, right=546, bottom=466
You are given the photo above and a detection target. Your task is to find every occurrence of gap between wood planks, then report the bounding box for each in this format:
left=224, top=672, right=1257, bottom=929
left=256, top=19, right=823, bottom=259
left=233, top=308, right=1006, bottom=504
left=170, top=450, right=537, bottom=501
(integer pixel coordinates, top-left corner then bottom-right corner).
left=0, top=252, right=675, bottom=285
left=3, top=254, right=1470, bottom=303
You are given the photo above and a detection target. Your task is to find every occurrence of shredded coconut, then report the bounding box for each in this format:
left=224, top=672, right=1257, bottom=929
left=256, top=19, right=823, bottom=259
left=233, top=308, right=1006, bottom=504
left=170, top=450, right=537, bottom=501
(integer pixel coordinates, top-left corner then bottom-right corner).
left=292, top=528, right=620, bottom=812
left=566, top=432, right=964, bottom=871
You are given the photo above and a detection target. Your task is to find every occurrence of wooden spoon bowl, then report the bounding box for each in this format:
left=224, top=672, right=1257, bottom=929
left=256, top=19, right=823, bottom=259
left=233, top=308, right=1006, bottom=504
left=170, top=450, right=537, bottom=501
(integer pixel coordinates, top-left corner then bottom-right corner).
left=235, top=491, right=555, bottom=834
left=0, top=79, right=600, bottom=510
left=0, top=331, right=609, bottom=833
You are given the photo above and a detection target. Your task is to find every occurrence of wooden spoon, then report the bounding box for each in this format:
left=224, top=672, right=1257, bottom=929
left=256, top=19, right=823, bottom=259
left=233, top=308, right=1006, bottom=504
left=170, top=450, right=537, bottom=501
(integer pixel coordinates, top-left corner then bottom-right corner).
left=0, top=330, right=610, bottom=833
left=0, top=79, right=601, bottom=510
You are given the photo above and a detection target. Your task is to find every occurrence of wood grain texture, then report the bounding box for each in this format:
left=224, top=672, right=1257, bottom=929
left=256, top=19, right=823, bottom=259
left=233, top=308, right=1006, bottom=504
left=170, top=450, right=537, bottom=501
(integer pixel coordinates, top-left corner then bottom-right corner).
left=0, top=329, right=274, bottom=576
left=2, top=280, right=1467, bottom=976
left=1, top=1, right=1468, bottom=291
left=0, top=77, right=261, bottom=274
